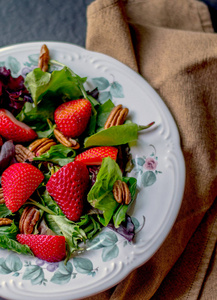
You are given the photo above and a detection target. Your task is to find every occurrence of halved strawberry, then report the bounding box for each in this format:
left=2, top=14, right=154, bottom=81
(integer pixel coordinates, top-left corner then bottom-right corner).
left=46, top=161, right=89, bottom=221
left=54, top=99, right=92, bottom=138
left=1, top=163, right=44, bottom=212
left=0, top=109, right=37, bottom=143
left=16, top=234, right=66, bottom=262
left=74, top=146, right=118, bottom=165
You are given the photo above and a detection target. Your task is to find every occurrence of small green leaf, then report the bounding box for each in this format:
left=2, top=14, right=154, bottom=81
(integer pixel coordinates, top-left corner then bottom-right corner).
left=134, top=157, right=145, bottom=166
left=110, top=81, right=124, bottom=98
left=92, top=77, right=110, bottom=90
left=58, top=261, right=73, bottom=275
left=4, top=254, right=22, bottom=272
left=51, top=261, right=74, bottom=284
left=28, top=54, right=39, bottom=65
left=102, top=244, right=119, bottom=262
left=50, top=271, right=73, bottom=284
left=99, top=91, right=112, bottom=103
left=5, top=56, right=21, bottom=74
left=99, top=231, right=118, bottom=247
left=131, top=217, right=140, bottom=230
left=22, top=265, right=45, bottom=285
left=73, top=257, right=94, bottom=274
left=141, top=171, right=157, bottom=187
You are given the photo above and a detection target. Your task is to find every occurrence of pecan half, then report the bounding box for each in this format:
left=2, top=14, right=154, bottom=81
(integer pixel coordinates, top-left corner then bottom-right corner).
left=38, top=44, right=49, bottom=72
left=19, top=206, right=40, bottom=234
left=104, top=105, right=129, bottom=129
left=54, top=128, right=80, bottom=149
left=113, top=180, right=131, bottom=205
left=15, top=144, right=35, bottom=163
left=29, top=138, right=56, bottom=156
left=0, top=218, right=12, bottom=226
left=0, top=188, right=4, bottom=204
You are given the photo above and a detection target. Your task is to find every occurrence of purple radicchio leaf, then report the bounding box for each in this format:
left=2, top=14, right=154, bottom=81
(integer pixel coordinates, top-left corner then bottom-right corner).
left=88, top=165, right=100, bottom=187
left=107, top=215, right=135, bottom=242
left=0, top=140, right=15, bottom=173
left=0, top=67, right=32, bottom=116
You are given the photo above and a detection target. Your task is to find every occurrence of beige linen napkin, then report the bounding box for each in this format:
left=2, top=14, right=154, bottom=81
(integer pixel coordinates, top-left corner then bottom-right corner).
left=85, top=0, right=217, bottom=299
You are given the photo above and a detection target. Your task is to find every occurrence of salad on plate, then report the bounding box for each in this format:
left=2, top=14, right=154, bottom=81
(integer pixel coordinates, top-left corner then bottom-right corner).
left=0, top=44, right=154, bottom=263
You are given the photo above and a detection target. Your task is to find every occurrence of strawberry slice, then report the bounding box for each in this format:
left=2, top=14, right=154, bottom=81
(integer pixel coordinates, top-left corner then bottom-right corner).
left=46, top=161, right=89, bottom=221
left=17, top=234, right=66, bottom=262
left=54, top=99, right=92, bottom=138
left=74, top=146, right=118, bottom=165
left=1, top=163, right=44, bottom=212
left=0, top=109, right=37, bottom=143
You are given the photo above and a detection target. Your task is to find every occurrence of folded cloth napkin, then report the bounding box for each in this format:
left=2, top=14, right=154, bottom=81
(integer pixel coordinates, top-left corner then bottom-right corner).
left=85, top=0, right=217, bottom=299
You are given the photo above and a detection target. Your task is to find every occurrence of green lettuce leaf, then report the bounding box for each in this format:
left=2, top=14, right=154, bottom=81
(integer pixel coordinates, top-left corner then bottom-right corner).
left=0, top=221, right=18, bottom=239
left=0, top=235, right=33, bottom=255
left=41, top=190, right=65, bottom=216
left=24, top=67, right=85, bottom=106
left=0, top=204, right=12, bottom=218
left=45, top=215, right=87, bottom=253
left=87, top=157, right=122, bottom=226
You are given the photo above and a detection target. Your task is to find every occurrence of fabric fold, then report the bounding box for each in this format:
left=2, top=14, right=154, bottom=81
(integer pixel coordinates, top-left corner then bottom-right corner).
left=86, top=0, right=217, bottom=299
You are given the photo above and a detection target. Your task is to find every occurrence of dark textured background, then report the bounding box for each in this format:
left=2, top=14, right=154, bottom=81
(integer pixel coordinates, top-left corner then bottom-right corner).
left=0, top=0, right=216, bottom=299
left=0, top=0, right=94, bottom=49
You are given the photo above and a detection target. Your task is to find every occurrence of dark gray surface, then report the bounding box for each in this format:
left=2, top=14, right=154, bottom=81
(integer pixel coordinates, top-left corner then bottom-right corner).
left=0, top=0, right=93, bottom=49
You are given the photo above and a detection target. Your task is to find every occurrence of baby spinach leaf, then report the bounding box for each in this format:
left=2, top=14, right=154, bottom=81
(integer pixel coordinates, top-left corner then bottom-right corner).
left=96, top=99, right=115, bottom=128
left=87, top=157, right=122, bottom=226
left=84, top=122, right=139, bottom=147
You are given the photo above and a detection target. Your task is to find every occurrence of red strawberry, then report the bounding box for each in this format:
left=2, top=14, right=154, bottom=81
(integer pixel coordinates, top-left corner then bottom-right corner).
left=1, top=163, right=44, bottom=212
left=54, top=99, right=92, bottom=138
left=16, top=234, right=66, bottom=262
left=74, top=146, right=118, bottom=165
left=0, top=109, right=37, bottom=143
left=46, top=161, right=89, bottom=221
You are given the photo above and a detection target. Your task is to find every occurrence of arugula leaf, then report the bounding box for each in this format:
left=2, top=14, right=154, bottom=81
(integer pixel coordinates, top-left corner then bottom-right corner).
left=0, top=235, right=33, bottom=255
left=84, top=122, right=139, bottom=147
left=45, top=215, right=87, bottom=253
left=87, top=157, right=122, bottom=226
left=33, top=144, right=76, bottom=166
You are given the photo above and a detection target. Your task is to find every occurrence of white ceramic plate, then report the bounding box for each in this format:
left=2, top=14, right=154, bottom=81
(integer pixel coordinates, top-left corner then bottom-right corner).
left=0, top=42, right=185, bottom=300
